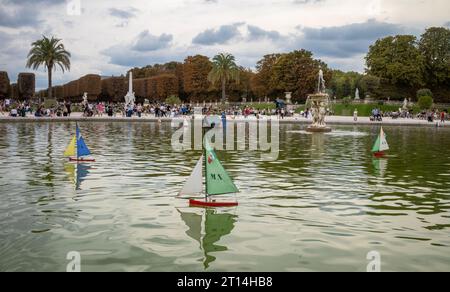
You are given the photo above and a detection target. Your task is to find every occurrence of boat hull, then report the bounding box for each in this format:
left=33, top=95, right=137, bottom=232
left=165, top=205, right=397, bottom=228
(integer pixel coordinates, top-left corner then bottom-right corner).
left=373, top=151, right=386, bottom=158
left=69, top=158, right=96, bottom=162
left=189, top=199, right=238, bottom=208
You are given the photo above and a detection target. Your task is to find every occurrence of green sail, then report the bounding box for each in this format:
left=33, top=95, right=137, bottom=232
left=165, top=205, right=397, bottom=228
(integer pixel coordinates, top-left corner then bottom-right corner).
left=204, top=141, right=239, bottom=196
left=372, top=135, right=381, bottom=152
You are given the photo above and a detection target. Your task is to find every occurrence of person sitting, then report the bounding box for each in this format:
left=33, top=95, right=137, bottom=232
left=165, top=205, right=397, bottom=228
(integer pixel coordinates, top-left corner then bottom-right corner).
left=10, top=108, right=18, bottom=117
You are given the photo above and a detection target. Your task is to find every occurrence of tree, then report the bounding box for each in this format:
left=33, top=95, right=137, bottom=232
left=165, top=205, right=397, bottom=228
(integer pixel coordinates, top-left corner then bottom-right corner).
left=270, top=50, right=331, bottom=101
left=229, top=67, right=255, bottom=102
left=26, top=36, right=71, bottom=99
left=207, top=53, right=240, bottom=102
left=417, top=95, right=433, bottom=110
left=329, top=70, right=362, bottom=99
left=366, top=35, right=424, bottom=87
left=359, top=75, right=380, bottom=98
left=253, top=54, right=282, bottom=99
left=419, top=27, right=450, bottom=86
left=417, top=88, right=433, bottom=99
left=165, top=95, right=181, bottom=105
left=183, top=55, right=213, bottom=101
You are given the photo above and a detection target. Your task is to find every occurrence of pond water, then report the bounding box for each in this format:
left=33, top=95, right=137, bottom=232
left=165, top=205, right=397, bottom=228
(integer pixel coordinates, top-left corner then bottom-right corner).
left=0, top=122, right=449, bottom=271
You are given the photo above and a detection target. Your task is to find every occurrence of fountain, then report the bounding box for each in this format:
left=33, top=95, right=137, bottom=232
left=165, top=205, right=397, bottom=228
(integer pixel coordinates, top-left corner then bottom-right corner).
left=124, top=71, right=136, bottom=106
left=306, top=68, right=332, bottom=133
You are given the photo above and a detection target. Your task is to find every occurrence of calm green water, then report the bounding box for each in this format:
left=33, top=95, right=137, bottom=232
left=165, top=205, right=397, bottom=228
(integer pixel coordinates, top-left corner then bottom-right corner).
left=0, top=122, right=449, bottom=272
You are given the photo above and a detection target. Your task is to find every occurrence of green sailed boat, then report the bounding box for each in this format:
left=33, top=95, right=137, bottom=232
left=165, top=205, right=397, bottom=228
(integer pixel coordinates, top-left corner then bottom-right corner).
left=179, top=140, right=239, bottom=208
left=372, top=127, right=389, bottom=157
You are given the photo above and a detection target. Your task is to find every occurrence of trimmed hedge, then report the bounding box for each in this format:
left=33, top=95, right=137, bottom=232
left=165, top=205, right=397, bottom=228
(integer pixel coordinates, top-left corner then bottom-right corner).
left=155, top=74, right=178, bottom=101
left=78, top=74, right=101, bottom=101
left=0, top=71, right=10, bottom=98
left=11, top=83, right=18, bottom=99
left=101, top=76, right=127, bottom=102
left=18, top=73, right=35, bottom=99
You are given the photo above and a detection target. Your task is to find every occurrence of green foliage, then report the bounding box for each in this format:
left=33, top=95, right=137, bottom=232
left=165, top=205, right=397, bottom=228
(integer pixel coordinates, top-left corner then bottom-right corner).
left=26, top=36, right=71, bottom=99
left=165, top=95, right=181, bottom=105
left=359, top=75, right=380, bottom=97
left=330, top=70, right=363, bottom=99
left=416, top=88, right=433, bottom=99
left=208, top=53, right=240, bottom=102
left=419, top=27, right=450, bottom=86
left=342, top=96, right=352, bottom=106
left=417, top=95, right=434, bottom=109
left=269, top=50, right=331, bottom=102
left=332, top=103, right=406, bottom=117
left=44, top=98, right=57, bottom=108
left=366, top=35, right=425, bottom=87
left=241, top=103, right=276, bottom=111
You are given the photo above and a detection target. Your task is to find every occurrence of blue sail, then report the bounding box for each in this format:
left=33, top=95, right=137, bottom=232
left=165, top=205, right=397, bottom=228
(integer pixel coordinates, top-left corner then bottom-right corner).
left=76, top=124, right=81, bottom=139
left=77, top=136, right=91, bottom=157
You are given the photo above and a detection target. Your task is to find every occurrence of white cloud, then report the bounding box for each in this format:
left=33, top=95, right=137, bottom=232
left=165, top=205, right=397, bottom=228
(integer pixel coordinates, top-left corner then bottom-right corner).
left=0, top=0, right=449, bottom=89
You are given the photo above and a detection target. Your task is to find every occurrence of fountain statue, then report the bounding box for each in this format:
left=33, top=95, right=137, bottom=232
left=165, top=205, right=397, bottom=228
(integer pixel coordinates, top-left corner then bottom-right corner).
left=306, top=68, right=332, bottom=133
left=124, top=71, right=136, bottom=106
left=285, top=92, right=292, bottom=104
left=355, top=88, right=360, bottom=100
left=402, top=98, right=408, bottom=111
left=82, top=92, right=88, bottom=105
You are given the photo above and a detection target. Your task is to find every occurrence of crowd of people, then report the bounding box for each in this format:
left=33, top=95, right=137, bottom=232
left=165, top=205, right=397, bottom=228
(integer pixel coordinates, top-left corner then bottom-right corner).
left=367, top=107, right=448, bottom=123
left=1, top=98, right=448, bottom=124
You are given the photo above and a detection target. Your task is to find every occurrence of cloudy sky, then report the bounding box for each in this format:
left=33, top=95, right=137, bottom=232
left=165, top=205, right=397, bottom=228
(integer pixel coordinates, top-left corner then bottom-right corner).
left=0, top=0, right=449, bottom=89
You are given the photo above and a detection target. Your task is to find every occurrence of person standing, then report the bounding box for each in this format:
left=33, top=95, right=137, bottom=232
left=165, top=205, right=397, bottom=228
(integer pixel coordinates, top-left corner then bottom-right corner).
left=137, top=104, right=143, bottom=118
left=5, top=98, right=11, bottom=111
left=97, top=102, right=104, bottom=117
left=66, top=101, right=72, bottom=117
left=441, top=111, right=446, bottom=124
left=353, top=109, right=358, bottom=122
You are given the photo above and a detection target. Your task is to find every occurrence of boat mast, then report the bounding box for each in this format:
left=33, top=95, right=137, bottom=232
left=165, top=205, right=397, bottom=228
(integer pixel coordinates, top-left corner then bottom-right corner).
left=76, top=123, right=79, bottom=161
left=203, top=124, right=208, bottom=201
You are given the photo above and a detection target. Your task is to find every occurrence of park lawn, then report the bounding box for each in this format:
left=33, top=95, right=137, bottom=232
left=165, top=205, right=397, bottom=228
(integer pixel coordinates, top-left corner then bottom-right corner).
left=296, top=103, right=424, bottom=116
left=240, top=103, right=277, bottom=110
left=332, top=104, right=406, bottom=116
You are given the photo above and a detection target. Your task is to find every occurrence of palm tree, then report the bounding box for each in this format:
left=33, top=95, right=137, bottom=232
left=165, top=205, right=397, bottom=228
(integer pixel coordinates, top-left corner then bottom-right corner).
left=26, top=36, right=71, bottom=99
left=208, top=53, right=240, bottom=103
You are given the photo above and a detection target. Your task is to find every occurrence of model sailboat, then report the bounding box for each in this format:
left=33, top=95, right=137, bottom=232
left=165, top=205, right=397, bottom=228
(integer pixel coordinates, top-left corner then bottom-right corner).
left=179, top=141, right=239, bottom=207
left=64, top=124, right=96, bottom=162
left=372, top=127, right=389, bottom=157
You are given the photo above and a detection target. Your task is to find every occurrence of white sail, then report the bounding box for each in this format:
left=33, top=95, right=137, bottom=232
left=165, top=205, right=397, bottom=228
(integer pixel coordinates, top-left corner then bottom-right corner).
left=379, top=128, right=390, bottom=152
left=178, top=156, right=203, bottom=196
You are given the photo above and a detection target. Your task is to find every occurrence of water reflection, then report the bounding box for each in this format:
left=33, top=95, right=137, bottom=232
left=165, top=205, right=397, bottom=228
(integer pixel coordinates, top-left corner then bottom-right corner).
left=1, top=122, right=450, bottom=271
left=372, top=158, right=388, bottom=177
left=64, top=162, right=92, bottom=190
left=178, top=208, right=237, bottom=269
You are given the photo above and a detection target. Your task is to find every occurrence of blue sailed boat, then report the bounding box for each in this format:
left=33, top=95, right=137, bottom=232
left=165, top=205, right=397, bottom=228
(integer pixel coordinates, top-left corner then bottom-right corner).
left=64, top=124, right=95, bottom=162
